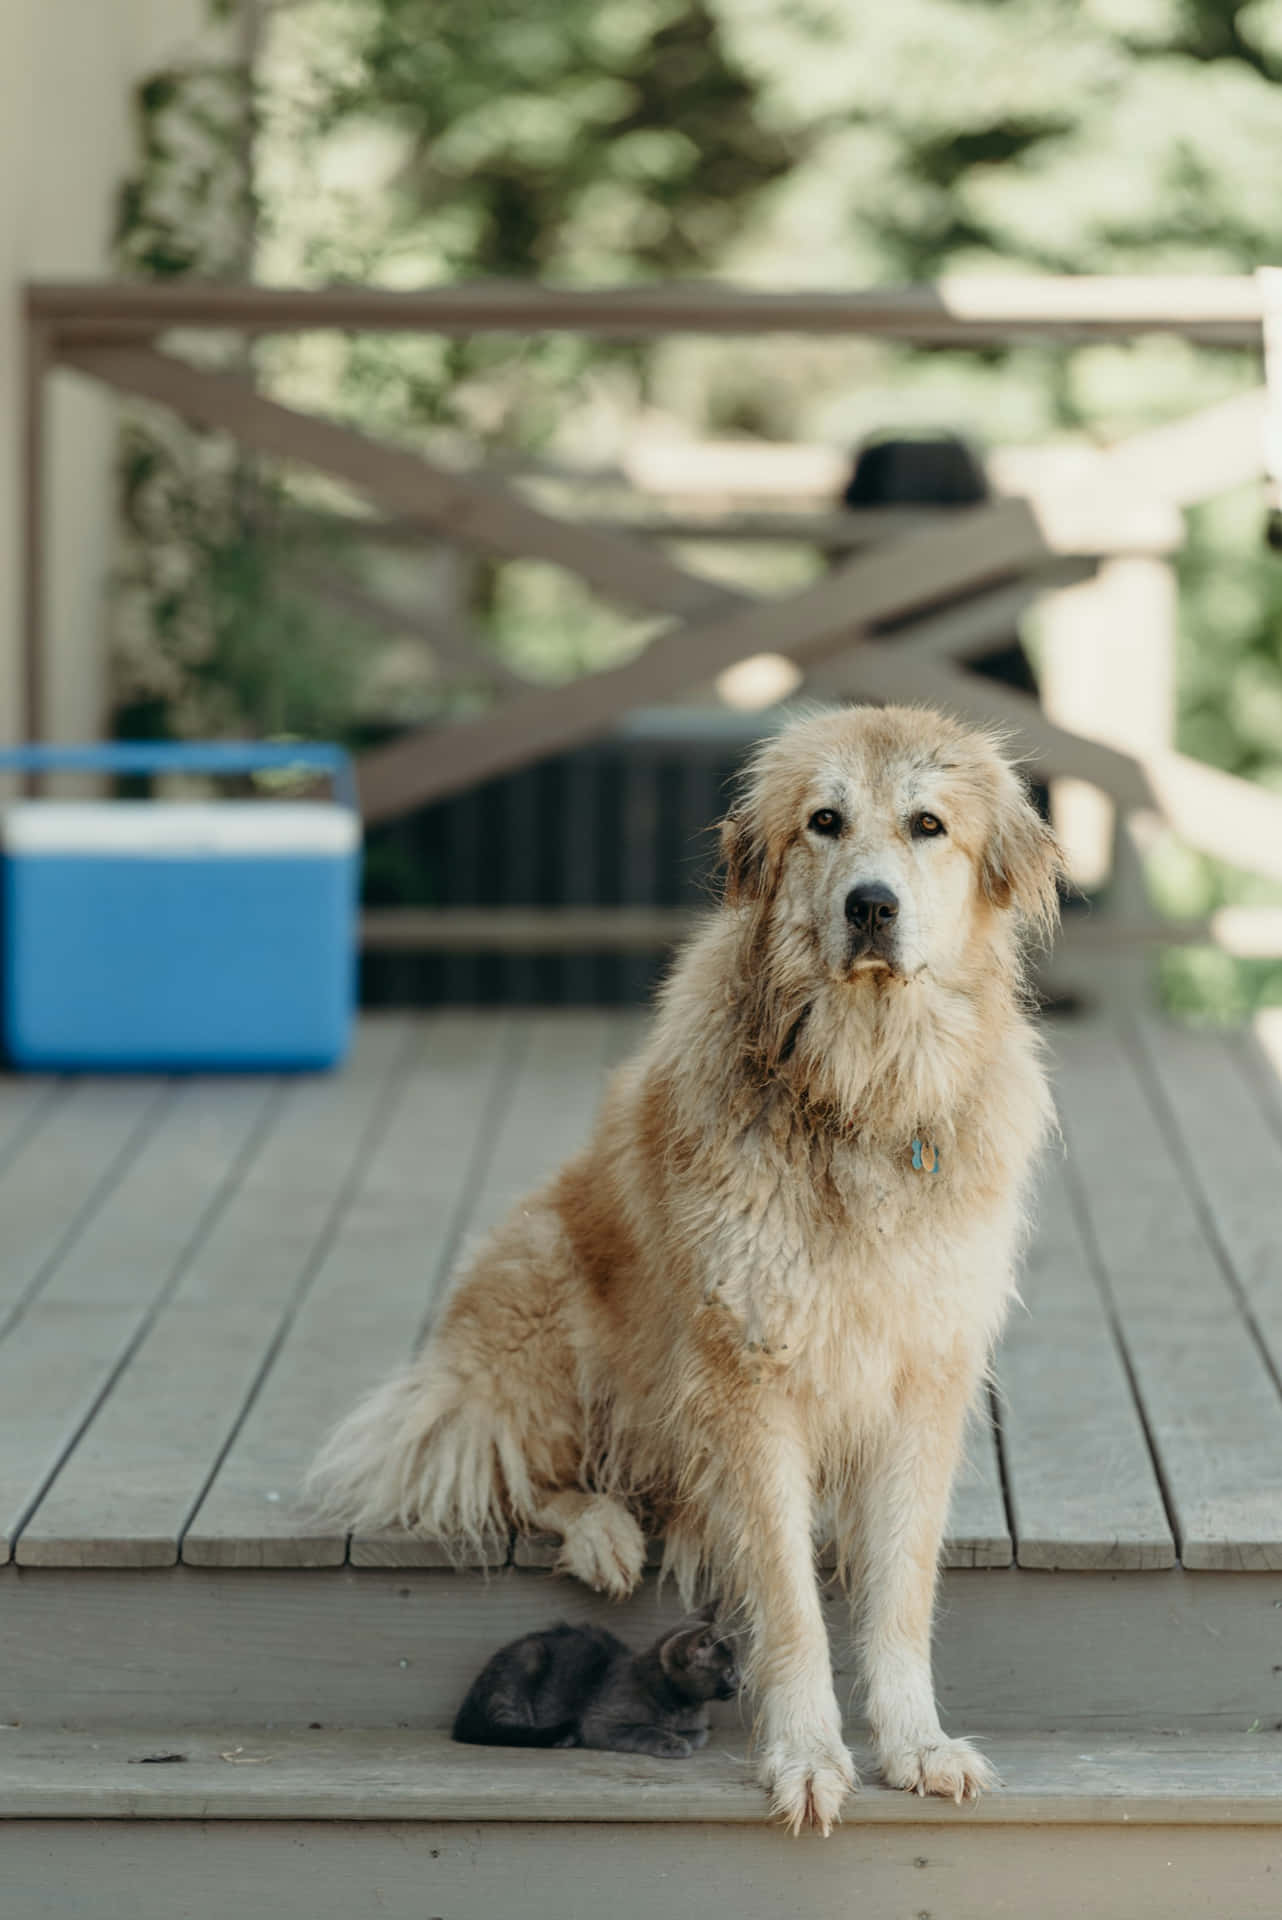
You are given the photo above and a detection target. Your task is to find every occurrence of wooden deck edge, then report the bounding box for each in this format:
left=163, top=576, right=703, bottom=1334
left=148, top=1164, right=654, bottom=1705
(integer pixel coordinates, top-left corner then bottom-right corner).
left=1015, top=1540, right=1179, bottom=1572
left=171, top=1528, right=1014, bottom=1573
left=2, top=1729, right=1279, bottom=1826
left=14, top=1538, right=180, bottom=1569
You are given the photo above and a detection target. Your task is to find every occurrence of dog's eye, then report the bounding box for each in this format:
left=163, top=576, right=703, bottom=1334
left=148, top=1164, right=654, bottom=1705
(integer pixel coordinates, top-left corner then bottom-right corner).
left=913, top=812, right=946, bottom=838
left=808, top=808, right=843, bottom=837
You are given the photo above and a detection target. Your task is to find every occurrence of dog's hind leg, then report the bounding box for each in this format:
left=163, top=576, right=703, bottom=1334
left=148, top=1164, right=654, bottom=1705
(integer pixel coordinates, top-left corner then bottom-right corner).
left=530, top=1489, right=645, bottom=1599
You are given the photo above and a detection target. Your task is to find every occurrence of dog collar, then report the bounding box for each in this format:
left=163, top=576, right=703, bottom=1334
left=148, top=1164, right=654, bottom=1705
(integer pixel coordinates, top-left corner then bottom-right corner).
left=810, top=1109, right=941, bottom=1174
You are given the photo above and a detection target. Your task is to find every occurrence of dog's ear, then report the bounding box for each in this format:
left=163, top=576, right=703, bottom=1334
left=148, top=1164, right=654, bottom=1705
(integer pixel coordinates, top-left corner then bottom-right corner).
left=981, top=765, right=1063, bottom=939
left=719, top=807, right=769, bottom=904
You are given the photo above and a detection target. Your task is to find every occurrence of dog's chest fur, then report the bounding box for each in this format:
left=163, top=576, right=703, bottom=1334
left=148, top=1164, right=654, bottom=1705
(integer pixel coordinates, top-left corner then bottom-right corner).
left=684, top=1100, right=1021, bottom=1402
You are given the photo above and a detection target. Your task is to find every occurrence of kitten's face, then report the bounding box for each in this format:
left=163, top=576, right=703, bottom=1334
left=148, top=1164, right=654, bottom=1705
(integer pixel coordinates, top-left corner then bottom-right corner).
left=661, top=1621, right=740, bottom=1702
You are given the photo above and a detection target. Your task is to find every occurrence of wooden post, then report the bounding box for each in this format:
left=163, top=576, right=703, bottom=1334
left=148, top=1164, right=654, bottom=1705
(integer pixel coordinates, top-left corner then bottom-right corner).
left=21, top=313, right=49, bottom=758
left=1037, top=557, right=1176, bottom=893
left=1258, top=268, right=1282, bottom=543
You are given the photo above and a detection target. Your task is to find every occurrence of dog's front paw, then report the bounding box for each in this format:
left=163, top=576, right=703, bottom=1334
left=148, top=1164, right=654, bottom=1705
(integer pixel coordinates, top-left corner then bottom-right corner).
left=758, top=1730, right=857, bottom=1836
left=878, top=1735, right=996, bottom=1805
left=555, top=1496, right=645, bottom=1598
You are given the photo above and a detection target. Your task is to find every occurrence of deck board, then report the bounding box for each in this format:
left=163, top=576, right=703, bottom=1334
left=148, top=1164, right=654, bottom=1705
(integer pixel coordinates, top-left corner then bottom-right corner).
left=0, top=1077, right=171, bottom=1327
left=943, top=1404, right=1012, bottom=1568
left=16, top=1025, right=410, bottom=1567
left=2, top=1008, right=1281, bottom=1577
left=0, top=1078, right=275, bottom=1558
left=1132, top=1015, right=1282, bottom=1396
left=0, top=1724, right=1277, bottom=1824
left=453, top=1007, right=621, bottom=1246
left=997, top=1156, right=1174, bottom=1569
left=0, top=1073, right=62, bottom=1174
left=185, top=1012, right=515, bottom=1568
left=1055, top=1016, right=1282, bottom=1570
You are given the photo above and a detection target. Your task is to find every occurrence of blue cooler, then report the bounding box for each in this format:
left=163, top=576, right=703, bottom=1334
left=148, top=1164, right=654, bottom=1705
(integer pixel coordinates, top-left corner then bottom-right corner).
left=0, top=743, right=361, bottom=1072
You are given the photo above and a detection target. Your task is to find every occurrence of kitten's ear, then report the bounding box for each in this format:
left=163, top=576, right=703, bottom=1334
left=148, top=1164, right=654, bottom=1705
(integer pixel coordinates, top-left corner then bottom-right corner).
left=657, top=1630, right=685, bottom=1677
left=697, top=1599, right=719, bottom=1625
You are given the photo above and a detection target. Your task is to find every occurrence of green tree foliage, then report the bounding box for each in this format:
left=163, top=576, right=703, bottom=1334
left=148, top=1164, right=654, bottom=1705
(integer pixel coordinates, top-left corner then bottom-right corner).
left=255, top=0, right=796, bottom=444
left=320, top=0, right=796, bottom=278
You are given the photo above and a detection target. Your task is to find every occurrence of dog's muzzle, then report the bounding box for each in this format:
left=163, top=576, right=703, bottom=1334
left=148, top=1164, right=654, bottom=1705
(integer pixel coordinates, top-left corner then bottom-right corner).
left=844, top=881, right=899, bottom=966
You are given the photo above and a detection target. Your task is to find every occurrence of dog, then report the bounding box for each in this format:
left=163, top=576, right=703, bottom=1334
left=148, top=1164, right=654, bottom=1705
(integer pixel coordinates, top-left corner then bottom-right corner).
left=310, top=703, right=1061, bottom=1833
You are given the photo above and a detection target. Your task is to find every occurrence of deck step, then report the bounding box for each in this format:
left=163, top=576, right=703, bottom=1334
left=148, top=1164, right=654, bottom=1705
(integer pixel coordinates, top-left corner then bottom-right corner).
left=4, top=1563, right=1282, bottom=1733
left=4, top=1728, right=1281, bottom=1920
left=1, top=1725, right=1277, bottom=1824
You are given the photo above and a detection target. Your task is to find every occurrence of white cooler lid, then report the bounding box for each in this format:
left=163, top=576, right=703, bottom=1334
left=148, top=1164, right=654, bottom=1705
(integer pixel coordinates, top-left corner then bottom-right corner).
left=1, top=801, right=360, bottom=856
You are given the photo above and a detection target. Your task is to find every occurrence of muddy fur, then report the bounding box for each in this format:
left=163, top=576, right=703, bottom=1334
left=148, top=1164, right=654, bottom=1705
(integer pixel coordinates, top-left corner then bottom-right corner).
left=309, top=703, right=1061, bottom=1833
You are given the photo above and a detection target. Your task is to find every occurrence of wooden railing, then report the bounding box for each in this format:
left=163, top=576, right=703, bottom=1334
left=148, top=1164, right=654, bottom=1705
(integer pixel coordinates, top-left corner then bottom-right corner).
left=21, top=273, right=1282, bottom=972
left=24, top=275, right=1272, bottom=342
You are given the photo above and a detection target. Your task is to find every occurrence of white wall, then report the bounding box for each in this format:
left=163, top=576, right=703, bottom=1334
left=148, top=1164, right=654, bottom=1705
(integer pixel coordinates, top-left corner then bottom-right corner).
left=0, top=0, right=230, bottom=749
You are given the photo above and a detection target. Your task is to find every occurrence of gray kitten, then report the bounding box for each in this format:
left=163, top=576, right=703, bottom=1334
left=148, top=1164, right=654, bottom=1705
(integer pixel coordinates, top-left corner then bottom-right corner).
left=451, top=1606, right=740, bottom=1758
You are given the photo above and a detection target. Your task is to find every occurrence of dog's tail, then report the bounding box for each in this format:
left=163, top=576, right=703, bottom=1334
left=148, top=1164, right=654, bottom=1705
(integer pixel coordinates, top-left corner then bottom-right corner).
left=305, top=1354, right=535, bottom=1555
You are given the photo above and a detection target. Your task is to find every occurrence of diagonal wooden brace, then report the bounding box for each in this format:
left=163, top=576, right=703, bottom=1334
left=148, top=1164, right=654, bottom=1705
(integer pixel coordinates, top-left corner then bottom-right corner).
left=59, top=344, right=736, bottom=624
left=62, top=342, right=1053, bottom=816
left=62, top=339, right=1282, bottom=883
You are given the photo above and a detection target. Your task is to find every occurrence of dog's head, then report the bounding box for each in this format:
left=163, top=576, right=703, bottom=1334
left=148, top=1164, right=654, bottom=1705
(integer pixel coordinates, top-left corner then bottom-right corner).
left=720, top=704, right=1061, bottom=987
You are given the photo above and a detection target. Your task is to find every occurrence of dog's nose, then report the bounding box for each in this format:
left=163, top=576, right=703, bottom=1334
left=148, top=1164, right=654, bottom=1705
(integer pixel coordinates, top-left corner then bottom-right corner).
left=845, top=882, right=899, bottom=934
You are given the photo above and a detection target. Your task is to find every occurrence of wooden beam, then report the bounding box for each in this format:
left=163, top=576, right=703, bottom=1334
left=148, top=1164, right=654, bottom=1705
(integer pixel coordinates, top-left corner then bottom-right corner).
left=281, top=499, right=1174, bottom=561
left=814, top=573, right=1091, bottom=695
left=1259, top=269, right=1282, bottom=524
left=1090, top=387, right=1268, bottom=509
left=616, top=443, right=1179, bottom=550
left=595, top=504, right=1178, bottom=558
left=843, top=647, right=1152, bottom=805
left=354, top=499, right=1052, bottom=818
left=588, top=507, right=936, bottom=546
left=361, top=907, right=698, bottom=952
left=30, top=275, right=1269, bottom=345
left=58, top=345, right=737, bottom=624
left=281, top=504, right=942, bottom=553
left=1039, top=558, right=1176, bottom=891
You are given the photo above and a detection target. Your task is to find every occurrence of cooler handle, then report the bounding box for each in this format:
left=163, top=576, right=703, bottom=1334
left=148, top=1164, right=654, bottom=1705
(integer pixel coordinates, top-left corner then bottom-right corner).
left=0, top=742, right=357, bottom=811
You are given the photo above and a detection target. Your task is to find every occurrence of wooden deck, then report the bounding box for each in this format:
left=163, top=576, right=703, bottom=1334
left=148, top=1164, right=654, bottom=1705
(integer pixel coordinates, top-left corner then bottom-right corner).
left=4, top=1005, right=1282, bottom=1917
left=2, top=1005, right=1281, bottom=1580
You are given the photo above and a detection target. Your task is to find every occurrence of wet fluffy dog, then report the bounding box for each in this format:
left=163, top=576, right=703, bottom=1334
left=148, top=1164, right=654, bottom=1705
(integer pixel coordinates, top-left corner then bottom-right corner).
left=311, top=704, right=1061, bottom=1833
